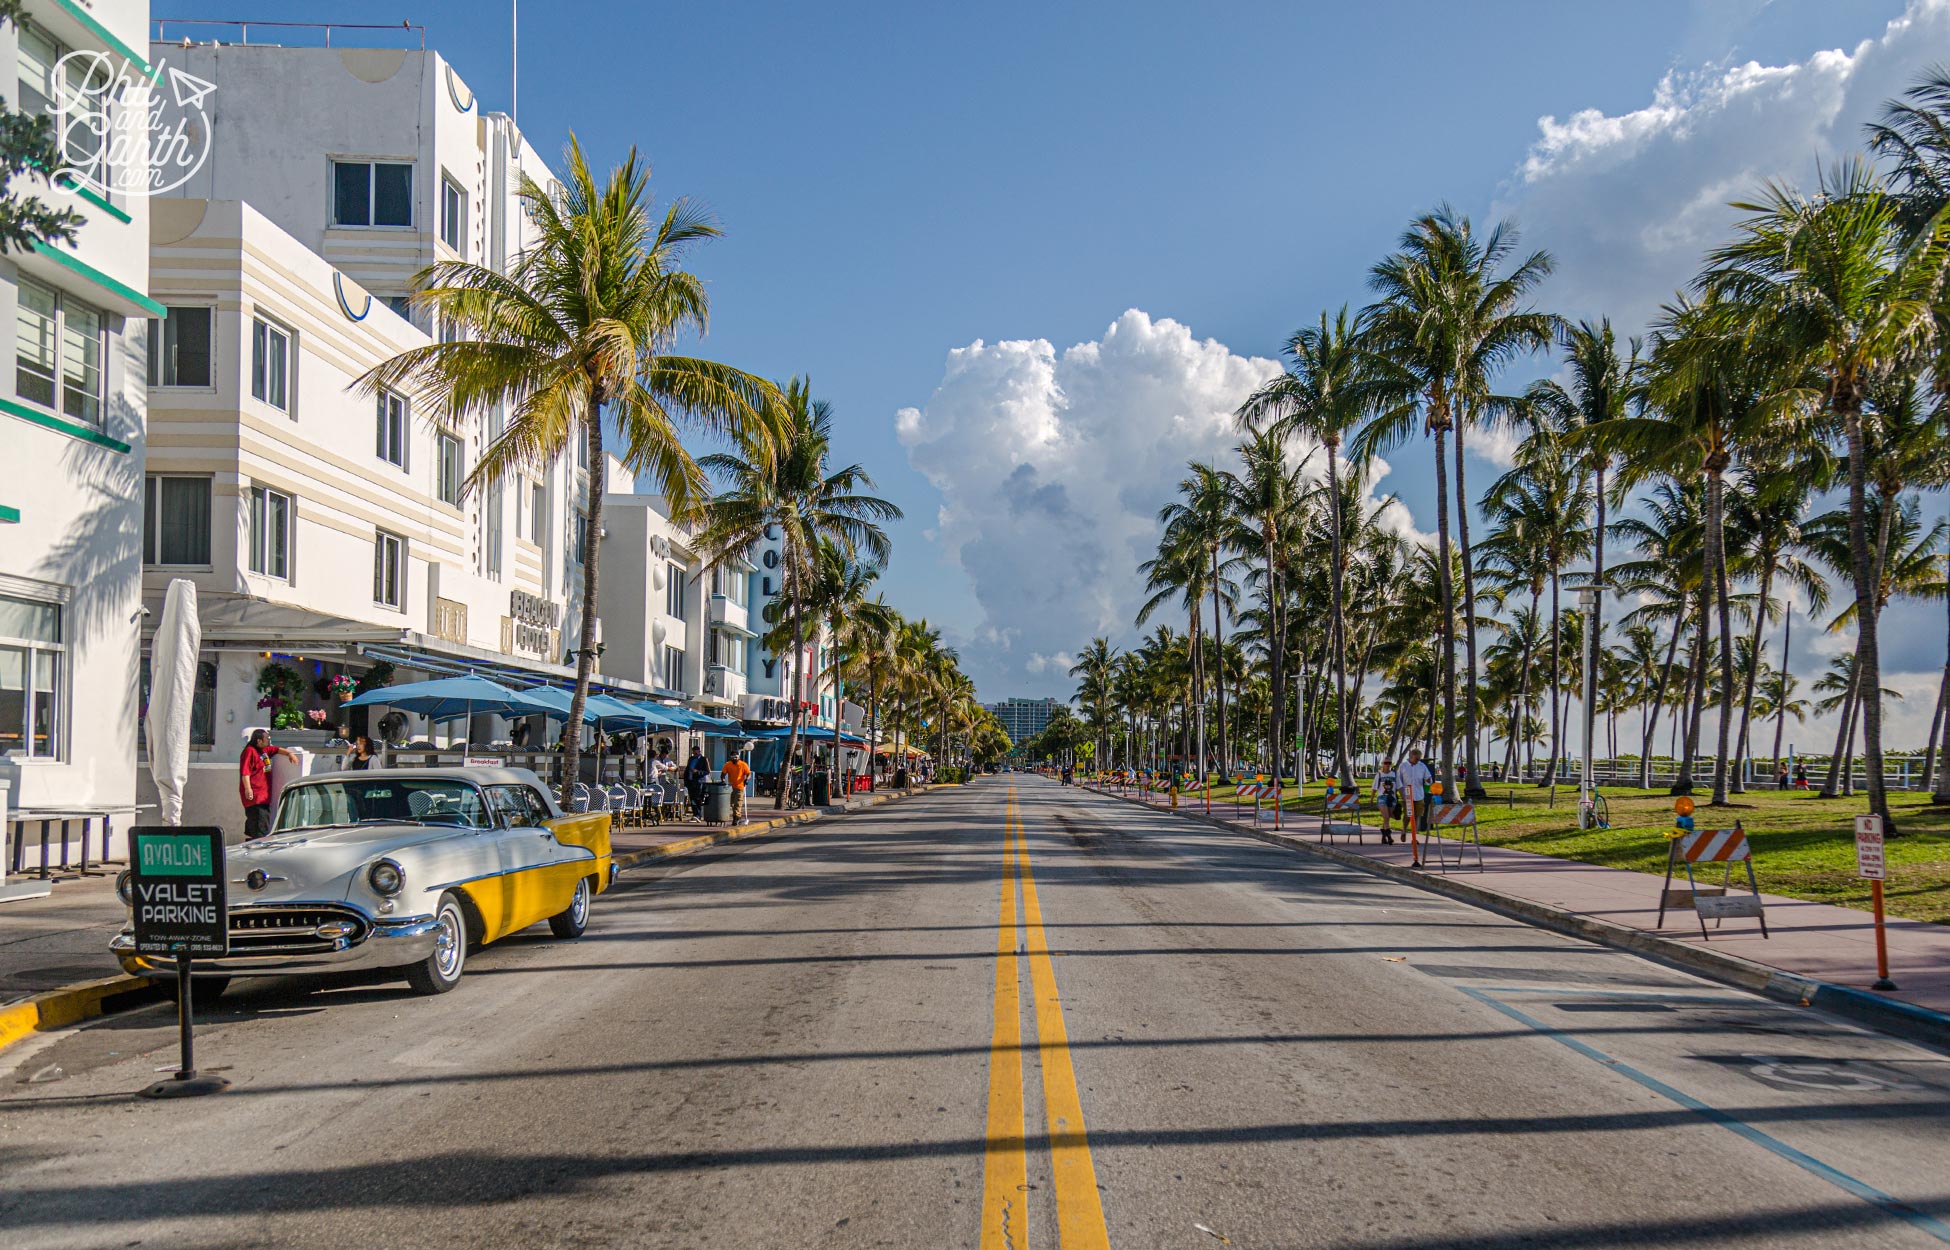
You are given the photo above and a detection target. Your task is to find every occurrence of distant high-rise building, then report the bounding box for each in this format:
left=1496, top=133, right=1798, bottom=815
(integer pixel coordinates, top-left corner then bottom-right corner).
left=984, top=697, right=1063, bottom=746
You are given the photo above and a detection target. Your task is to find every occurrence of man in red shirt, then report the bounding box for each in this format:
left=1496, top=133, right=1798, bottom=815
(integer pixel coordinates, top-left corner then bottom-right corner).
left=240, top=729, right=293, bottom=839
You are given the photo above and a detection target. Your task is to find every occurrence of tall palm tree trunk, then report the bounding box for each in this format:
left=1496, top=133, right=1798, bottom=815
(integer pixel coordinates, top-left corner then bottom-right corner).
left=1706, top=468, right=1736, bottom=806
left=1210, top=546, right=1230, bottom=775
left=1642, top=610, right=1686, bottom=788
left=1732, top=558, right=1775, bottom=795
left=777, top=582, right=806, bottom=810
left=559, top=416, right=606, bottom=806
left=1326, top=442, right=1354, bottom=783
left=1840, top=400, right=1892, bottom=827
left=1265, top=549, right=1286, bottom=782
left=1819, top=662, right=1860, bottom=799
left=1587, top=462, right=1607, bottom=797
left=1934, top=542, right=1950, bottom=802
left=1543, top=569, right=1563, bottom=785
left=1454, top=426, right=1484, bottom=798
left=1432, top=424, right=1458, bottom=796
left=1674, top=594, right=1708, bottom=795
left=1770, top=613, right=1792, bottom=777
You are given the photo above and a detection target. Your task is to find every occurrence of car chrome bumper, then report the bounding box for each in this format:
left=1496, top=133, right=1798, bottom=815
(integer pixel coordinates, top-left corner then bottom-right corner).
left=112, top=914, right=443, bottom=979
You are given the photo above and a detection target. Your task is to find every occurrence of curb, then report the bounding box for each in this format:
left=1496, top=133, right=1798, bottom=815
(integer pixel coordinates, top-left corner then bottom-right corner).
left=1082, top=786, right=1950, bottom=1051
left=0, top=974, right=158, bottom=1058
left=0, top=787, right=949, bottom=1059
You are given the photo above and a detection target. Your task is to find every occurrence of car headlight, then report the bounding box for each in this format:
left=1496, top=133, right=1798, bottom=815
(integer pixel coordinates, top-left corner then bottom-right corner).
left=115, top=869, right=133, bottom=907
left=367, top=859, right=404, bottom=896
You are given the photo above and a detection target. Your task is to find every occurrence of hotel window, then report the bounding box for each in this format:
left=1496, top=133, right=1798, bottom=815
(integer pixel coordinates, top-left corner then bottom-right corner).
left=247, top=485, right=291, bottom=580
left=332, top=159, right=413, bottom=227
left=573, top=507, right=588, bottom=564
left=529, top=481, right=546, bottom=542
left=373, top=531, right=405, bottom=608
left=376, top=390, right=408, bottom=469
left=665, top=561, right=684, bottom=618
left=250, top=317, right=290, bottom=412
left=18, top=23, right=110, bottom=183
left=0, top=593, right=63, bottom=760
left=662, top=646, right=684, bottom=694
left=436, top=431, right=464, bottom=506
left=148, top=306, right=212, bottom=388
left=143, top=475, right=211, bottom=566
left=17, top=278, right=104, bottom=425
left=440, top=175, right=465, bottom=254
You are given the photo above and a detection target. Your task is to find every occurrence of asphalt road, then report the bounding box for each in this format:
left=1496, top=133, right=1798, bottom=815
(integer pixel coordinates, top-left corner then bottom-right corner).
left=2, top=776, right=1947, bottom=1249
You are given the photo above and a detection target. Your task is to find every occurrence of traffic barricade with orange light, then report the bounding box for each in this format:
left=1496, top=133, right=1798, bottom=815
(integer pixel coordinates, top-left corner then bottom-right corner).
left=1422, top=789, right=1483, bottom=871
left=1657, top=798, right=1767, bottom=939
left=1319, top=782, right=1366, bottom=845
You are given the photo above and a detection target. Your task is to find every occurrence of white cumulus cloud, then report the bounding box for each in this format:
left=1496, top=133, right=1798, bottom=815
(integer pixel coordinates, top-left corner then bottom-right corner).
left=899, top=310, right=1427, bottom=700
left=1499, top=0, right=1950, bottom=333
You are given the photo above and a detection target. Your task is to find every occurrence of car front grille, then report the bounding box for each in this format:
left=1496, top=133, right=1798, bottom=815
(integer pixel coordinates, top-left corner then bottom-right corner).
left=227, top=905, right=369, bottom=955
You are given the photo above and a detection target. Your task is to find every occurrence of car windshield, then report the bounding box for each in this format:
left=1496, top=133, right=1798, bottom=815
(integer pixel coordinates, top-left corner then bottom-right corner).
left=274, top=778, right=491, bottom=831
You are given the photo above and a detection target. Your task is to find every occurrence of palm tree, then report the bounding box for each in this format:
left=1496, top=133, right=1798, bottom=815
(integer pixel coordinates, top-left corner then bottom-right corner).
left=1358, top=206, right=1557, bottom=798
left=1158, top=464, right=1242, bottom=775
left=1478, top=434, right=1592, bottom=785
left=1525, top=319, right=1632, bottom=784
left=1611, top=482, right=1706, bottom=788
left=696, top=379, right=901, bottom=807
left=359, top=138, right=775, bottom=804
left=802, top=540, right=881, bottom=788
left=1755, top=664, right=1810, bottom=777
left=1603, top=297, right=1802, bottom=804
left=1068, top=638, right=1119, bottom=767
left=1704, top=156, right=1950, bottom=826
left=1239, top=305, right=1381, bottom=784
left=1223, top=429, right=1309, bottom=780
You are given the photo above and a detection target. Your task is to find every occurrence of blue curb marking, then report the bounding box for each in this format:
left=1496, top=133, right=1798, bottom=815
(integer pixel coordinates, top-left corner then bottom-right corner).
left=1456, top=984, right=1950, bottom=1244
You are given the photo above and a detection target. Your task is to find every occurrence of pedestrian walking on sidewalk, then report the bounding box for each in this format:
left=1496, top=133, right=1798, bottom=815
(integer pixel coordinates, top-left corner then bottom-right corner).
left=684, top=745, right=710, bottom=819
left=1397, top=749, right=1433, bottom=832
left=1374, top=758, right=1400, bottom=844
left=240, top=729, right=293, bottom=839
left=723, top=750, right=752, bottom=824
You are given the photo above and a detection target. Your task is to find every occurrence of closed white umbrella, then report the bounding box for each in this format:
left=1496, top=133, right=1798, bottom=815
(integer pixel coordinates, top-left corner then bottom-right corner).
left=145, top=579, right=201, bottom=827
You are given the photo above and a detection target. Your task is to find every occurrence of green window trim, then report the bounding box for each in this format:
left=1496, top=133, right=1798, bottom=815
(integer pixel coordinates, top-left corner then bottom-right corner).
left=29, top=240, right=167, bottom=318
left=54, top=174, right=132, bottom=224
left=0, top=505, right=19, bottom=523
left=0, top=395, right=131, bottom=454
left=51, top=0, right=159, bottom=81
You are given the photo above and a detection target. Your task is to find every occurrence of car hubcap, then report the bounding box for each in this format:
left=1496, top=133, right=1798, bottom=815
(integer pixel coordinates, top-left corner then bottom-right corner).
left=434, top=908, right=462, bottom=978
left=571, top=880, right=589, bottom=925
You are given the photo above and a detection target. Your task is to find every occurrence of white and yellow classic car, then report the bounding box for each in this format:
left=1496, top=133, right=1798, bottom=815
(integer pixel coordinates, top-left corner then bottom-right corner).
left=113, top=767, right=614, bottom=997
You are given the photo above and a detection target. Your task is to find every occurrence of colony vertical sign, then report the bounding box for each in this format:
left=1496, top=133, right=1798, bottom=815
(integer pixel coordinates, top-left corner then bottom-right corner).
left=129, top=827, right=228, bottom=956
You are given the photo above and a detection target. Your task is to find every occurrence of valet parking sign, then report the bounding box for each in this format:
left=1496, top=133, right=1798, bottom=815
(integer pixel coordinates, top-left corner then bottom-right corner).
left=129, top=827, right=227, bottom=957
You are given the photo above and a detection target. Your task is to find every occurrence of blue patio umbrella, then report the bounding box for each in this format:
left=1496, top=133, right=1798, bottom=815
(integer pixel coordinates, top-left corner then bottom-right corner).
left=342, top=675, right=559, bottom=747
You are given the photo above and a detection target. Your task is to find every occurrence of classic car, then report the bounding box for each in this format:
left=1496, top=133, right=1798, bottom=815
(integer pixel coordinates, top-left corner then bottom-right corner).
left=113, top=767, right=614, bottom=997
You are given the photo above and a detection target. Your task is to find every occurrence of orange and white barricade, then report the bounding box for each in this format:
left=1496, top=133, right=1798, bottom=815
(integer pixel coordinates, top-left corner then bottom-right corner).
left=1319, top=790, right=1365, bottom=844
left=1423, top=801, right=1483, bottom=871
left=1658, top=822, right=1768, bottom=939
left=1235, top=779, right=1270, bottom=825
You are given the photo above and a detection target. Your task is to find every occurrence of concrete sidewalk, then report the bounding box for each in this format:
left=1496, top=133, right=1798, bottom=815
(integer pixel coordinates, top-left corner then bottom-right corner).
left=1094, top=782, right=1950, bottom=1039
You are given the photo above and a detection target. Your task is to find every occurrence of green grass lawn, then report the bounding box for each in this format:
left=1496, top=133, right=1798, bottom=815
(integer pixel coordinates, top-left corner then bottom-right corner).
left=1116, top=775, right=1950, bottom=925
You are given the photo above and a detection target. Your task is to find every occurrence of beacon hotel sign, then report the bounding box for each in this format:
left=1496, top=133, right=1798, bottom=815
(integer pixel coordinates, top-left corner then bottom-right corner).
left=508, top=589, right=560, bottom=657
left=51, top=46, right=217, bottom=198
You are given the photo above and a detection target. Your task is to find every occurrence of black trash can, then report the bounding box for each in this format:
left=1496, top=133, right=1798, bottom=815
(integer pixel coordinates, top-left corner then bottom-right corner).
left=702, top=779, right=733, bottom=825
left=810, top=770, right=831, bottom=807
left=892, top=766, right=909, bottom=790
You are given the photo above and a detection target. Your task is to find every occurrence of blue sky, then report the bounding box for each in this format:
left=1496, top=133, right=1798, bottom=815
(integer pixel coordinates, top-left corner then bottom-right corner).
left=171, top=1, right=1946, bottom=745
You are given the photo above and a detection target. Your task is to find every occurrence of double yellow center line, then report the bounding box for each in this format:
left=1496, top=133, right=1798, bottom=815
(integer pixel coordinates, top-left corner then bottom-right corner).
left=980, top=785, right=1111, bottom=1250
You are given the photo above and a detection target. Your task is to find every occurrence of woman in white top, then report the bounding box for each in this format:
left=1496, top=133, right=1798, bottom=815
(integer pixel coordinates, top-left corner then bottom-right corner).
left=1372, top=758, right=1400, bottom=843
